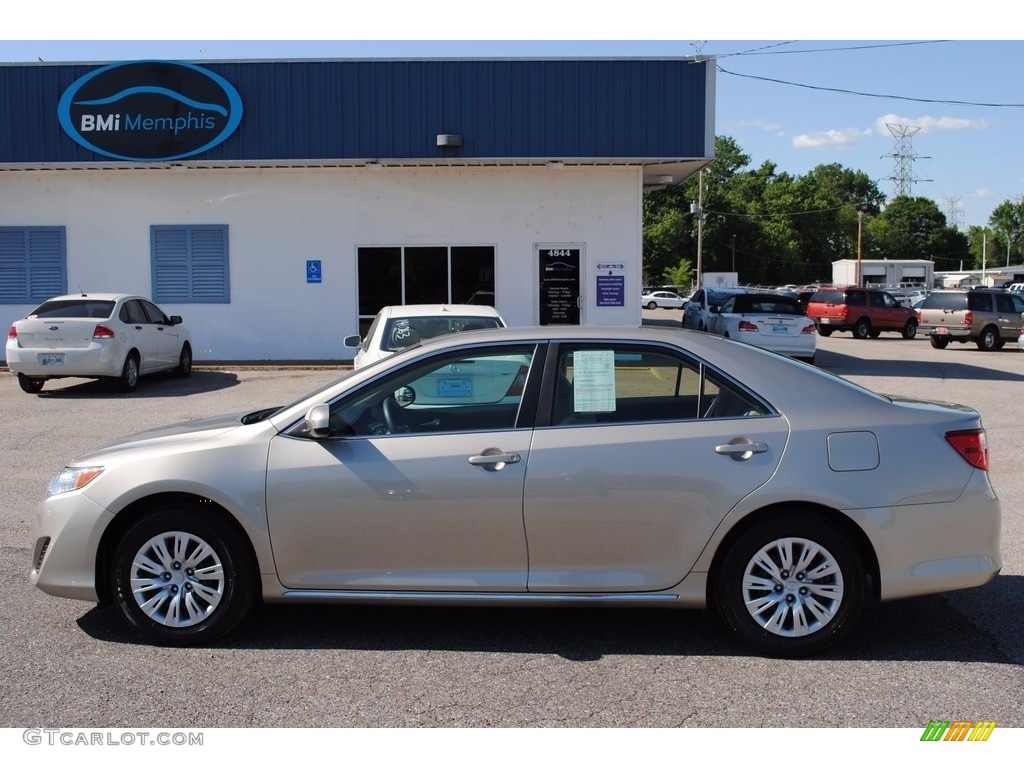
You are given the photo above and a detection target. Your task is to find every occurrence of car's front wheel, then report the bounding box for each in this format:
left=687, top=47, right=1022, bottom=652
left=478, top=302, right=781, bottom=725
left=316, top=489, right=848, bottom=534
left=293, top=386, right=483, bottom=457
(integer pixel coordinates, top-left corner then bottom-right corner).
left=174, top=343, right=192, bottom=378
left=646, top=301, right=657, bottom=310
left=112, top=507, right=257, bottom=646
left=17, top=373, right=45, bottom=394
left=713, top=513, right=866, bottom=657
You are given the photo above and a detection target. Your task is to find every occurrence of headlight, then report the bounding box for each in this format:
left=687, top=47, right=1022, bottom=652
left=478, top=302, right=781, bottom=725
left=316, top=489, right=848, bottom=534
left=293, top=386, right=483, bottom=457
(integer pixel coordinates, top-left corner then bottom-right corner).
left=45, top=466, right=104, bottom=497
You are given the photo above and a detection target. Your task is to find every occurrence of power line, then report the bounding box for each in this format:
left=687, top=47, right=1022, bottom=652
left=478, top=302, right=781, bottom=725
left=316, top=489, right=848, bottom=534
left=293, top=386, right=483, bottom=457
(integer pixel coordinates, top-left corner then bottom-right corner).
left=716, top=66, right=1024, bottom=108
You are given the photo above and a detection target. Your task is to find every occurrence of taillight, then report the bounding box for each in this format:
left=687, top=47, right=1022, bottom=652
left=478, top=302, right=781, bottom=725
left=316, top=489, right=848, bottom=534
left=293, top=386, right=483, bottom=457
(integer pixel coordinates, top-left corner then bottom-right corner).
left=945, top=429, right=989, bottom=471
left=6, top=325, right=16, bottom=339
left=964, top=311, right=973, bottom=326
left=92, top=325, right=116, bottom=339
left=801, top=323, right=816, bottom=334
left=738, top=320, right=758, bottom=332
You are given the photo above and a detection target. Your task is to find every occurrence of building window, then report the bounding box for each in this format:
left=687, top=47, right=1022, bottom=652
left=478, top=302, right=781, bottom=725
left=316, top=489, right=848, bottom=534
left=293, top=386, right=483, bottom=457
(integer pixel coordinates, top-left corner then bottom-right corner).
left=356, top=245, right=495, bottom=336
left=151, top=225, right=230, bottom=303
left=0, top=227, right=67, bottom=304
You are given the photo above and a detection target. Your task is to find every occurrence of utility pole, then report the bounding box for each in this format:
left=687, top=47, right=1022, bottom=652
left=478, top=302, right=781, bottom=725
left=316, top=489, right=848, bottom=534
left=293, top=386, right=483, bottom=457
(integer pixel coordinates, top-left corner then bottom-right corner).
left=691, top=169, right=705, bottom=290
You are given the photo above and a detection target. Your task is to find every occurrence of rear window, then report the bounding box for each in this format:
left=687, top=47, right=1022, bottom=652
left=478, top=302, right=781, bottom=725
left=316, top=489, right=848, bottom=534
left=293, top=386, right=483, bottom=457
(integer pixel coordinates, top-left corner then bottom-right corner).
left=921, top=293, right=968, bottom=311
left=732, top=296, right=801, bottom=314
left=28, top=299, right=115, bottom=319
left=810, top=290, right=845, bottom=304
left=382, top=315, right=505, bottom=352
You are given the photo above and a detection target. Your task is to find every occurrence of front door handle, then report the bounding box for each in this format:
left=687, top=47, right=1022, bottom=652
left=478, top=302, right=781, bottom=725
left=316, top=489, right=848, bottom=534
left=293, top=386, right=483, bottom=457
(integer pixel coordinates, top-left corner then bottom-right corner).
left=468, top=451, right=521, bottom=471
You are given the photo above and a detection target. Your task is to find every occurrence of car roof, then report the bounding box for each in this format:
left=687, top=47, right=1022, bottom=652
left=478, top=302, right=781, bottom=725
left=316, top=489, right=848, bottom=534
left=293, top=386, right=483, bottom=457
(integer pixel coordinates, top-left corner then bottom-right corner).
left=38, top=293, right=139, bottom=302
left=380, top=303, right=503, bottom=319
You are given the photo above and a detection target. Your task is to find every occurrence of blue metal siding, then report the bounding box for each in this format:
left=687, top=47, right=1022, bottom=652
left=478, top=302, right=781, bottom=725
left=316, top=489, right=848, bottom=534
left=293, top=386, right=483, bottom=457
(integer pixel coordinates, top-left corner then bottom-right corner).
left=1, top=58, right=710, bottom=164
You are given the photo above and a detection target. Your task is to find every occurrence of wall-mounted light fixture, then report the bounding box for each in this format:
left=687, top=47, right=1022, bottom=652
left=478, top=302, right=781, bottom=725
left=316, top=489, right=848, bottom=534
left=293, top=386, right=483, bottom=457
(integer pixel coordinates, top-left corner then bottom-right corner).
left=546, top=161, right=564, bottom=170
left=365, top=161, right=382, bottom=171
left=436, top=134, right=463, bottom=147
left=657, top=175, right=674, bottom=184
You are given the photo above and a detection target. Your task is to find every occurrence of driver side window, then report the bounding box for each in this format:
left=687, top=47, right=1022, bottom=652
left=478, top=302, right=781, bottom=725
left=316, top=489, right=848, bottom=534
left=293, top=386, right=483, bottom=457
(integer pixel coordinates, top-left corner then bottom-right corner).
left=328, top=344, right=537, bottom=437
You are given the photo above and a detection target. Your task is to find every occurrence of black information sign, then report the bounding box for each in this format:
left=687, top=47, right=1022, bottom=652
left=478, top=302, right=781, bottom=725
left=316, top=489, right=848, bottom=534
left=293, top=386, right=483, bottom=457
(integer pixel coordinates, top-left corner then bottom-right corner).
left=539, top=248, right=581, bottom=325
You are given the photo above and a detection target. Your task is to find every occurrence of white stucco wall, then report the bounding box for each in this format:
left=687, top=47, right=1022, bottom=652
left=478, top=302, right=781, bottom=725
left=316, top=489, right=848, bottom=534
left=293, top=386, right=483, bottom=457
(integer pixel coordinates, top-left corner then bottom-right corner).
left=2, top=165, right=644, bottom=361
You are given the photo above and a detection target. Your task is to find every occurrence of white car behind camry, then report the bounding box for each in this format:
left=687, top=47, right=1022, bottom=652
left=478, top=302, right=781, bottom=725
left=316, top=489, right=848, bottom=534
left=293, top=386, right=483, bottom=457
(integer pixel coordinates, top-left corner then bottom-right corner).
left=345, top=303, right=505, bottom=369
left=6, top=293, right=192, bottom=393
left=707, top=292, right=817, bottom=364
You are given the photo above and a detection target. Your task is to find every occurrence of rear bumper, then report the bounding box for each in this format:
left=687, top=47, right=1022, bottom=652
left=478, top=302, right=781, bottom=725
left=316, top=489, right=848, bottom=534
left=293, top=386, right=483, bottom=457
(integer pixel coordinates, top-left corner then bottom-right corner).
left=5, top=341, right=123, bottom=379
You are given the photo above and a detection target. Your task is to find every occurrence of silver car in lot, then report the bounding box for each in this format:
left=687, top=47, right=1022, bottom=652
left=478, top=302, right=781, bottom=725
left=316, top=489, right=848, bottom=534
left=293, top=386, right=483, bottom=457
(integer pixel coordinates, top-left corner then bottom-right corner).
left=6, top=293, right=192, bottom=393
left=29, top=326, right=1001, bottom=656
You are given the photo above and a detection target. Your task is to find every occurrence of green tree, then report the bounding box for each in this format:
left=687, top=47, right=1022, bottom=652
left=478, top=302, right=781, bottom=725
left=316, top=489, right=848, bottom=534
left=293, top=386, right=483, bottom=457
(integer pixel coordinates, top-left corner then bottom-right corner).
left=987, top=199, right=1024, bottom=265
left=866, top=196, right=967, bottom=267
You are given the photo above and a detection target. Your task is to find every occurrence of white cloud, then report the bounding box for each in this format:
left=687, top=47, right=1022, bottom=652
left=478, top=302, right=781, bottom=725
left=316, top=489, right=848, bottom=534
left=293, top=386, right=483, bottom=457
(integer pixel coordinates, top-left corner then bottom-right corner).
left=971, top=188, right=996, bottom=199
left=792, top=127, right=871, bottom=149
left=721, top=118, right=786, bottom=137
left=874, top=114, right=994, bottom=135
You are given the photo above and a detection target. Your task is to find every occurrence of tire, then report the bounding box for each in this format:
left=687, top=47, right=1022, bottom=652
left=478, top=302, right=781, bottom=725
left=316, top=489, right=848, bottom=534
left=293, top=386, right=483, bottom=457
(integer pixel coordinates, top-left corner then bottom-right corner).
left=902, top=320, right=918, bottom=340
left=930, top=336, right=950, bottom=349
left=119, top=353, right=140, bottom=392
left=174, top=343, right=193, bottom=378
left=868, top=329, right=882, bottom=339
left=852, top=318, right=871, bottom=339
left=816, top=327, right=833, bottom=337
left=713, top=513, right=866, bottom=657
left=112, top=507, right=257, bottom=646
left=646, top=301, right=657, bottom=310
left=976, top=326, right=999, bottom=351
left=17, top=373, right=45, bottom=394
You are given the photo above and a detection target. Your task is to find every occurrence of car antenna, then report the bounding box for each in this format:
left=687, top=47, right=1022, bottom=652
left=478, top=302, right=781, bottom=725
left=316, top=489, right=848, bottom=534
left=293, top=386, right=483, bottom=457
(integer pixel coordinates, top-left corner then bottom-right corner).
left=78, top=283, right=87, bottom=296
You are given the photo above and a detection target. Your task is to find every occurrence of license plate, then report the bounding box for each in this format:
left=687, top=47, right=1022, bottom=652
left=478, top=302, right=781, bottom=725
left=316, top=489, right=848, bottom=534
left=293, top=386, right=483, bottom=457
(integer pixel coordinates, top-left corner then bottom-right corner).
left=438, top=378, right=471, bottom=397
left=820, top=318, right=833, bottom=325
left=935, top=326, right=949, bottom=335
left=771, top=324, right=791, bottom=334
left=39, top=353, right=65, bottom=366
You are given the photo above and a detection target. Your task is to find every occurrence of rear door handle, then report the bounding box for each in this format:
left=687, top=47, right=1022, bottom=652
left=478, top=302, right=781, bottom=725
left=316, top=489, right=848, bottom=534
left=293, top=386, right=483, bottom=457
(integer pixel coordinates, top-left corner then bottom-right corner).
left=715, top=441, right=768, bottom=460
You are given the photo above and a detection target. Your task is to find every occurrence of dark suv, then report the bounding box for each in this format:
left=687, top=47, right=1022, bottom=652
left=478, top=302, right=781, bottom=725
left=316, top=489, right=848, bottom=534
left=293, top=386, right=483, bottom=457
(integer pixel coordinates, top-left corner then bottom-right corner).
left=916, top=289, right=1024, bottom=350
left=806, top=287, right=919, bottom=339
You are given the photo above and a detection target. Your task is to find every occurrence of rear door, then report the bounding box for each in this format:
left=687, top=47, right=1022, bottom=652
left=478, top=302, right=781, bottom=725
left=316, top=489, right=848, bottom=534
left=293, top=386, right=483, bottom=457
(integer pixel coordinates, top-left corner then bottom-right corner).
left=523, top=342, right=788, bottom=592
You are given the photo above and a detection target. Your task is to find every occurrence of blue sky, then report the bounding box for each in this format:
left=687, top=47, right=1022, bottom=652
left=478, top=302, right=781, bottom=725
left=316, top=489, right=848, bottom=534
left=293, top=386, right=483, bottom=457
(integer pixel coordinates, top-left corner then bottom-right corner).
left=4, top=7, right=1019, bottom=230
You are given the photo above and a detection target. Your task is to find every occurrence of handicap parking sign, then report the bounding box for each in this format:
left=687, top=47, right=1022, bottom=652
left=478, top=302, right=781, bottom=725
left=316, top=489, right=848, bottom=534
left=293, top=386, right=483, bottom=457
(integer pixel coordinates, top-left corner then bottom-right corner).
left=306, top=260, right=322, bottom=283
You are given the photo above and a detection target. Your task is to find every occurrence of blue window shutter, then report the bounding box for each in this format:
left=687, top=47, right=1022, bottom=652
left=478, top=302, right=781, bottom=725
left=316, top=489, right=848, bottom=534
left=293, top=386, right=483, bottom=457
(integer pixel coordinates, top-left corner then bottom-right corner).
left=0, top=227, right=67, bottom=303
left=151, top=225, right=229, bottom=303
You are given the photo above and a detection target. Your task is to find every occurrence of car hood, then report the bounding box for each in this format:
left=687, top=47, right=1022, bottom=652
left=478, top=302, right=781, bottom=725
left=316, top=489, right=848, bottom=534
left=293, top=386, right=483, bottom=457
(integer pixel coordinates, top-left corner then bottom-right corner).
left=71, top=412, right=251, bottom=463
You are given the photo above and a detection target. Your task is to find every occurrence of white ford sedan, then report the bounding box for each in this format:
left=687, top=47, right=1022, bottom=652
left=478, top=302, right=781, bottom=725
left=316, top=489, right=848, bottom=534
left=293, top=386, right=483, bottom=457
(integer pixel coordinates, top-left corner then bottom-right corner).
left=29, top=326, right=1001, bottom=656
left=6, top=293, right=192, bottom=393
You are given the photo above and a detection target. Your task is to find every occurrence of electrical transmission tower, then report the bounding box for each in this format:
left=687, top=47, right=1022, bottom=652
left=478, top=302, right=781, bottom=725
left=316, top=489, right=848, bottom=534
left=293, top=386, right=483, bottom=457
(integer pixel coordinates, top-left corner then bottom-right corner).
left=945, top=196, right=963, bottom=230
left=883, top=123, right=931, bottom=197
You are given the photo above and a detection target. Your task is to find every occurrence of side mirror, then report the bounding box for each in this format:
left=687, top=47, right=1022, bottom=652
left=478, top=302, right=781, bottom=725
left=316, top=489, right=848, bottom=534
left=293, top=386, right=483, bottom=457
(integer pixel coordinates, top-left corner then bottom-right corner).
left=343, top=334, right=361, bottom=348
left=304, top=404, right=331, bottom=440
left=169, top=315, right=183, bottom=325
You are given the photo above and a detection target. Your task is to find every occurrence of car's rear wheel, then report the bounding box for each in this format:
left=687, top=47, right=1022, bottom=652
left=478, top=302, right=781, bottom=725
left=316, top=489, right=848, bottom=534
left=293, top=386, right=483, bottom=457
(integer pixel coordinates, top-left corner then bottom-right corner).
left=119, top=353, right=140, bottom=392
left=17, top=373, right=45, bottom=394
left=174, top=343, right=192, bottom=378
left=930, top=335, right=950, bottom=349
left=714, top=513, right=866, bottom=657
left=816, top=327, right=833, bottom=337
left=852, top=318, right=871, bottom=339
left=976, top=327, right=999, bottom=351
left=902, top=320, right=918, bottom=339
left=112, top=507, right=257, bottom=646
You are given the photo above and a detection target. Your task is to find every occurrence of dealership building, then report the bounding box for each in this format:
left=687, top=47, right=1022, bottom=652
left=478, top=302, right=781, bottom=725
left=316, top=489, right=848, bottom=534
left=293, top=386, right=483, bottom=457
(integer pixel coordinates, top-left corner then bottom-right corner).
left=1, top=57, right=714, bottom=361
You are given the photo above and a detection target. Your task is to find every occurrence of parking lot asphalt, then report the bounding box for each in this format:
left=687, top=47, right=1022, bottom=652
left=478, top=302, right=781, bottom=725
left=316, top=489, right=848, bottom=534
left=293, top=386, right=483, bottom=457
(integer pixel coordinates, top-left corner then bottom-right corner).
left=0, top=322, right=1021, bottom=728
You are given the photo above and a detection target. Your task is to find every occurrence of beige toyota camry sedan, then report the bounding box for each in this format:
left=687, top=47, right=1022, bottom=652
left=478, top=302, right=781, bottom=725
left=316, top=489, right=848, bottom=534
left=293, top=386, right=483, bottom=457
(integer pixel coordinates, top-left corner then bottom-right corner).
left=29, top=326, right=1002, bottom=657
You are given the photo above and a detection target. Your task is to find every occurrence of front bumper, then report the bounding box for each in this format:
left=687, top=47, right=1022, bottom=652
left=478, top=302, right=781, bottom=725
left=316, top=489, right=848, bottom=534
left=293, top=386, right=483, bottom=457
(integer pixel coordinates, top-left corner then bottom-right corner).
left=30, top=490, right=114, bottom=602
